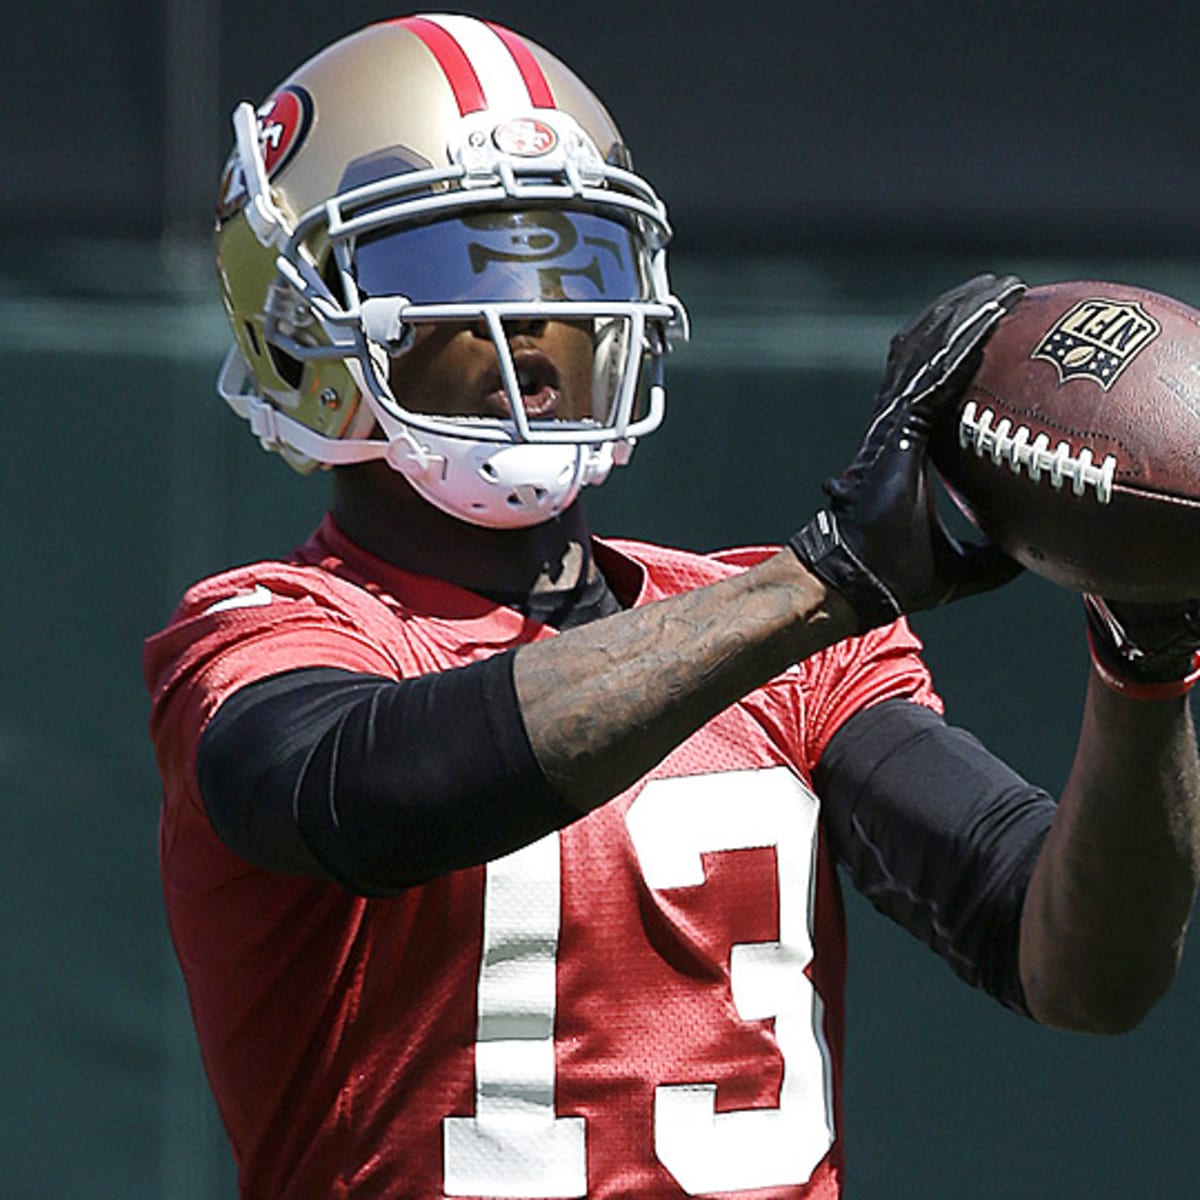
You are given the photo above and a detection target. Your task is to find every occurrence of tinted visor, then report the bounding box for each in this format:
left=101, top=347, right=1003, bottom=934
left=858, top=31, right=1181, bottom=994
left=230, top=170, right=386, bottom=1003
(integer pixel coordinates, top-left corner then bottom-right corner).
left=354, top=210, right=649, bottom=304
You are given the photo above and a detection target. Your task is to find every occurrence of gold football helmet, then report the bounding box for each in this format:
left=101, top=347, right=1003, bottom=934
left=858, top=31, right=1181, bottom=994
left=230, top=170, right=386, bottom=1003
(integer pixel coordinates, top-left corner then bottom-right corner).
left=214, top=14, right=688, bottom=527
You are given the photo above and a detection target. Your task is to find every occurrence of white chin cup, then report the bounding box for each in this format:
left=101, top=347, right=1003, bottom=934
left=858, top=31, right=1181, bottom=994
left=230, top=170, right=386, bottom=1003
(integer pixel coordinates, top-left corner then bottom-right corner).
left=388, top=430, right=618, bottom=529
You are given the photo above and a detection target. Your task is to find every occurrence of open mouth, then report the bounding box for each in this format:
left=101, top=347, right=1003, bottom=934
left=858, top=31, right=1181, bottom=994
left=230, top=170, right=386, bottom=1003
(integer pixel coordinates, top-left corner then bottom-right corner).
left=481, top=349, right=562, bottom=420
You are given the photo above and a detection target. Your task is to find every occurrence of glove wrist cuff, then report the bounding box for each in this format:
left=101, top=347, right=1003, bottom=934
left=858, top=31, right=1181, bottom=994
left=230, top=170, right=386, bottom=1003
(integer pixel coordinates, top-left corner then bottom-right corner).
left=1086, top=632, right=1200, bottom=700
left=1083, top=595, right=1200, bottom=700
left=789, top=512, right=901, bottom=633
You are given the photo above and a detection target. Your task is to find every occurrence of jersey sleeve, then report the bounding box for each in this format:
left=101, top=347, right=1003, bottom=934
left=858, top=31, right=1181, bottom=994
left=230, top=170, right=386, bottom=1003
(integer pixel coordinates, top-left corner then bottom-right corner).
left=143, top=563, right=409, bottom=818
left=799, top=617, right=943, bottom=771
left=661, top=542, right=942, bottom=777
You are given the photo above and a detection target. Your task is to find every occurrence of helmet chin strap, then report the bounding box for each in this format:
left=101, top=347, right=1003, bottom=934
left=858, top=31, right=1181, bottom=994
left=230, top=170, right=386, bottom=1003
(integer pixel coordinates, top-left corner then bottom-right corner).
left=385, top=430, right=615, bottom=529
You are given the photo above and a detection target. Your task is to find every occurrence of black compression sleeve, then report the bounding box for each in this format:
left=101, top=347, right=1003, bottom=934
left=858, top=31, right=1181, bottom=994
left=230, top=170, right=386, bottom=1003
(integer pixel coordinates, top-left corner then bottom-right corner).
left=814, top=699, right=1056, bottom=1014
left=197, top=657, right=578, bottom=895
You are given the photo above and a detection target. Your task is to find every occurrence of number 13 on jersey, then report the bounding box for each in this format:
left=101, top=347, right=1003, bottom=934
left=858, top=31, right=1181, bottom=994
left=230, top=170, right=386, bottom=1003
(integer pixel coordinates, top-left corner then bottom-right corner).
left=445, top=766, right=835, bottom=1196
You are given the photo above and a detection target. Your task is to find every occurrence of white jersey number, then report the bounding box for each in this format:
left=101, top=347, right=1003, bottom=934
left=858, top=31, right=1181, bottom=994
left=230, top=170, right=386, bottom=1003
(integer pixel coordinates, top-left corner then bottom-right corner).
left=627, top=767, right=835, bottom=1193
left=443, top=766, right=834, bottom=1196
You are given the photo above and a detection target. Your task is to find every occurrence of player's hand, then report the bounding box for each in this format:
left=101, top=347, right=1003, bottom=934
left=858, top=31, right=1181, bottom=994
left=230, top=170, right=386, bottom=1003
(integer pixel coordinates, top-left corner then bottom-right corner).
left=790, top=273, right=1027, bottom=632
left=1084, top=594, right=1200, bottom=700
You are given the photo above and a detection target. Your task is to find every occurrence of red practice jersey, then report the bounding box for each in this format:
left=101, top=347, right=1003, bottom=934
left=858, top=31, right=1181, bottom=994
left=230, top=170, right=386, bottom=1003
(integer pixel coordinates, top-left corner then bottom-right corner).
left=144, top=516, right=940, bottom=1199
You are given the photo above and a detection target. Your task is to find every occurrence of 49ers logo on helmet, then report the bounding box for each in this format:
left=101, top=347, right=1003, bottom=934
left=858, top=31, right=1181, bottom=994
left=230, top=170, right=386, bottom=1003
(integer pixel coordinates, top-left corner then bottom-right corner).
left=493, top=118, right=558, bottom=157
left=216, top=86, right=314, bottom=221
left=255, top=87, right=313, bottom=175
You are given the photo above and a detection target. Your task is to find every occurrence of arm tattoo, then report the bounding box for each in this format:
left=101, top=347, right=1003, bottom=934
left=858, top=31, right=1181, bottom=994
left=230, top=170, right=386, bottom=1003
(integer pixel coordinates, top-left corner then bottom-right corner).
left=515, top=552, right=848, bottom=809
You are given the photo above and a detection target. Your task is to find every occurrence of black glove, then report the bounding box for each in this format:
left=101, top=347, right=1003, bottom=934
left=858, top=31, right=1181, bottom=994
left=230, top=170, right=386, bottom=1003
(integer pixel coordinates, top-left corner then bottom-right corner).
left=790, top=272, right=1026, bottom=632
left=1084, top=594, right=1200, bottom=699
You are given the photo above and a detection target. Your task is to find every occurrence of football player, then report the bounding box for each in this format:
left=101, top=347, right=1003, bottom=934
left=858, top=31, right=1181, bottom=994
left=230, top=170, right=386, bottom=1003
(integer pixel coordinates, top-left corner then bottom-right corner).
left=144, top=15, right=1200, bottom=1199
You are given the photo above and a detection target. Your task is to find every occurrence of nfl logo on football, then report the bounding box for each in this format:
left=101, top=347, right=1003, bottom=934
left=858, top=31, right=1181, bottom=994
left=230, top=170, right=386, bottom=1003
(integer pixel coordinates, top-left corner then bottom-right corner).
left=1032, top=297, right=1161, bottom=390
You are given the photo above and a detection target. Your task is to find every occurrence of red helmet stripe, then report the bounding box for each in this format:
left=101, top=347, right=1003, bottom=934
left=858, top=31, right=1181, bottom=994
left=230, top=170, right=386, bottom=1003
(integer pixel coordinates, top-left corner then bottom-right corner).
left=394, top=15, right=487, bottom=115
left=484, top=22, right=556, bottom=107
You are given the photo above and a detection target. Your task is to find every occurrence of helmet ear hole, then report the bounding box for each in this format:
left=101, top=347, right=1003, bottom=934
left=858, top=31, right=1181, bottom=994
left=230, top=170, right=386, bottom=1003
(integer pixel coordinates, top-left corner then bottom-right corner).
left=320, top=251, right=349, bottom=308
left=267, top=342, right=304, bottom=389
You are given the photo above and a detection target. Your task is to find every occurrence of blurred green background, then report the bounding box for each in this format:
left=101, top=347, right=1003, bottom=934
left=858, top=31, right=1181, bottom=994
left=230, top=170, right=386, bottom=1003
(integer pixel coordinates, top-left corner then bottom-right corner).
left=6, top=1, right=1200, bottom=1196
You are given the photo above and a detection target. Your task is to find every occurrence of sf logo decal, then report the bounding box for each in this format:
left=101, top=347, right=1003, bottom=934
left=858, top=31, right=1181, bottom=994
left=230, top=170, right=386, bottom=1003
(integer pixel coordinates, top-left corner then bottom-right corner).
left=216, top=86, right=313, bottom=220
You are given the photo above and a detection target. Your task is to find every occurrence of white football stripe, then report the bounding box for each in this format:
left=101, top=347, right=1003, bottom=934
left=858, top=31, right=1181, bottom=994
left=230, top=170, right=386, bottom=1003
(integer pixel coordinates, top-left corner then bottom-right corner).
left=420, top=13, right=533, bottom=113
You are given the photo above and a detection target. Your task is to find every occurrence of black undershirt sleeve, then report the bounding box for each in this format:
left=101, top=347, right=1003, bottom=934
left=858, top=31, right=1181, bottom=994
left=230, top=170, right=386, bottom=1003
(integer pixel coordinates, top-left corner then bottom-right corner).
left=199, top=575, right=1055, bottom=1007
left=197, top=655, right=577, bottom=896
left=814, top=698, right=1057, bottom=1014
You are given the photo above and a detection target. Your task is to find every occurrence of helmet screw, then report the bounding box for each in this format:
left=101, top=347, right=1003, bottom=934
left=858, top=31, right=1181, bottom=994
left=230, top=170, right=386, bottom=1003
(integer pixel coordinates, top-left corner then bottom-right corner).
left=318, top=388, right=341, bottom=409
left=469, top=130, right=487, bottom=147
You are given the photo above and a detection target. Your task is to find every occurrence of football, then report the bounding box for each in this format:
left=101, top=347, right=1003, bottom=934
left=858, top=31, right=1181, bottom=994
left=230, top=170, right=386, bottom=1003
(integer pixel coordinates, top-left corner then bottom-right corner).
left=931, top=280, right=1200, bottom=601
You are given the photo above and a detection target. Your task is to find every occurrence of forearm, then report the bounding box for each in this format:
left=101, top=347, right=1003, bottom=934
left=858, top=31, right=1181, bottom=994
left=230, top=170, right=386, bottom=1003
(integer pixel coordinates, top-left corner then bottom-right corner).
left=1019, top=671, right=1200, bottom=1032
left=515, top=548, right=856, bottom=809
left=196, top=551, right=853, bottom=891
